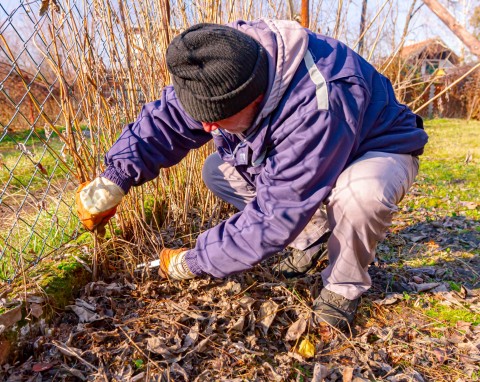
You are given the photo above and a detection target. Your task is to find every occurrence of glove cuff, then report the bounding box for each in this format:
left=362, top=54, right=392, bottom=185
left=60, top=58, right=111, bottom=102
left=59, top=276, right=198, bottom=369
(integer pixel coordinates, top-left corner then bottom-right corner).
left=168, top=251, right=196, bottom=280
left=79, top=177, right=125, bottom=214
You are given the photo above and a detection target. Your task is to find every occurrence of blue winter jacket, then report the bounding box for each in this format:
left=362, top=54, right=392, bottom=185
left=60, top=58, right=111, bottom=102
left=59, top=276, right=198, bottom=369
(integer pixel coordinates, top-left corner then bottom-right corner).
left=101, top=19, right=428, bottom=278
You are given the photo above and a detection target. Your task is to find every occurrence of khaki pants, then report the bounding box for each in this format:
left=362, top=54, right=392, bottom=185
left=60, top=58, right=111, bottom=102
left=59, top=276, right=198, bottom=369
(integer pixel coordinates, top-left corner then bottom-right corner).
left=202, top=151, right=419, bottom=299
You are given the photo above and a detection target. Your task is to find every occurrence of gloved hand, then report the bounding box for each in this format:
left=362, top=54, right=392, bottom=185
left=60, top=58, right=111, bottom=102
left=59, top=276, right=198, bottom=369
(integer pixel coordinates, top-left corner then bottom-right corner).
left=75, top=177, right=125, bottom=235
left=159, top=248, right=195, bottom=280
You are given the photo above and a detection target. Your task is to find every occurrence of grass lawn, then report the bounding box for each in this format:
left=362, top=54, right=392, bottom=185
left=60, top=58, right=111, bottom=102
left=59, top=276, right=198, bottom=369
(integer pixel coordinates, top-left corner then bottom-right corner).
left=414, top=119, right=479, bottom=220
left=0, top=128, right=79, bottom=281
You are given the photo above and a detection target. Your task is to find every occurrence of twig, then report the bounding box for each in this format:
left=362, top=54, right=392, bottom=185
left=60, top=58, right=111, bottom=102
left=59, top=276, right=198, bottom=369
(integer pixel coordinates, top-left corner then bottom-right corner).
left=51, top=340, right=98, bottom=371
left=93, top=232, right=99, bottom=280
left=414, top=62, right=480, bottom=114
left=117, top=326, right=165, bottom=371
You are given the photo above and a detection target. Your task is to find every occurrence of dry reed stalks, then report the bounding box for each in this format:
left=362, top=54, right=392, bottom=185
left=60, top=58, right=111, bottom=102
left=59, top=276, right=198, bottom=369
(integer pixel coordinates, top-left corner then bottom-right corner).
left=6, top=0, right=469, bottom=279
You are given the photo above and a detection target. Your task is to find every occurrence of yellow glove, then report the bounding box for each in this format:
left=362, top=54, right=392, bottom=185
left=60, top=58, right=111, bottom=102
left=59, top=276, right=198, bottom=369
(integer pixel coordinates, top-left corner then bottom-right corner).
left=75, top=177, right=125, bottom=235
left=159, top=248, right=195, bottom=280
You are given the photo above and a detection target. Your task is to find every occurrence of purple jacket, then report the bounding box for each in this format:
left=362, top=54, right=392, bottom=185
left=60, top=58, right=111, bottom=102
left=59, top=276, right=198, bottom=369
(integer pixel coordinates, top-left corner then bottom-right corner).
left=102, top=19, right=428, bottom=278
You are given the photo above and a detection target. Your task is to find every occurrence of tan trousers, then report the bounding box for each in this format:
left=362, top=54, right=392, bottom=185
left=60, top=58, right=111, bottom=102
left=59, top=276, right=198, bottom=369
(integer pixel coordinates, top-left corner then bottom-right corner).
left=202, top=151, right=419, bottom=299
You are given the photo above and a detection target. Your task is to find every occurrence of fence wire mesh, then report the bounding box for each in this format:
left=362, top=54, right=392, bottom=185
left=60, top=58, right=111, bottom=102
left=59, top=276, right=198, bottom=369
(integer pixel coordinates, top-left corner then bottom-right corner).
left=0, top=0, right=175, bottom=282
left=1, top=1, right=79, bottom=282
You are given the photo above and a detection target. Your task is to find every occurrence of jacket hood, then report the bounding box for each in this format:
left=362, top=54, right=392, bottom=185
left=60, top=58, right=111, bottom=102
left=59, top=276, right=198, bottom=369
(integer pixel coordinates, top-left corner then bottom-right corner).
left=228, top=19, right=309, bottom=129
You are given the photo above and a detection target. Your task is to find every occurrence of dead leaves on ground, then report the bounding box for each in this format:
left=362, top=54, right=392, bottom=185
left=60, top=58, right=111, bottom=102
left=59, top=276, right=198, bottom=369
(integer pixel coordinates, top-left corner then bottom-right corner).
left=2, top=268, right=480, bottom=382
left=2, top=209, right=479, bottom=381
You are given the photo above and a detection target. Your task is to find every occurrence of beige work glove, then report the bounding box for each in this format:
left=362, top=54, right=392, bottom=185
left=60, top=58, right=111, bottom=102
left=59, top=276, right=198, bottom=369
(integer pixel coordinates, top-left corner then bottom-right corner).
left=159, top=248, right=196, bottom=280
left=75, top=177, right=125, bottom=236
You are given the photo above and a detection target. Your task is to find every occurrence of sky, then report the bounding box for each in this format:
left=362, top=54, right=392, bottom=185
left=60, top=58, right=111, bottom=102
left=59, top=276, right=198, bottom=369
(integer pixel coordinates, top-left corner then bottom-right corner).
left=368, top=0, right=479, bottom=60
left=1, top=0, right=479, bottom=62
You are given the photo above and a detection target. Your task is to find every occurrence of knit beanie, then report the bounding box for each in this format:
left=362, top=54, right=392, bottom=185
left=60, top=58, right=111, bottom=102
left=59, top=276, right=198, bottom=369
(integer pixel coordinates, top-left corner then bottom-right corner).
left=166, top=23, right=268, bottom=122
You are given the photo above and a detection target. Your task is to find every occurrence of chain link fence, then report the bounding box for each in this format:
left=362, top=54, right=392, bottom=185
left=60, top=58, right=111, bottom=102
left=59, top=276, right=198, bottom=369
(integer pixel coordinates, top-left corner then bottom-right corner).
left=0, top=0, right=266, bottom=283
left=0, top=0, right=176, bottom=283
left=1, top=1, right=80, bottom=282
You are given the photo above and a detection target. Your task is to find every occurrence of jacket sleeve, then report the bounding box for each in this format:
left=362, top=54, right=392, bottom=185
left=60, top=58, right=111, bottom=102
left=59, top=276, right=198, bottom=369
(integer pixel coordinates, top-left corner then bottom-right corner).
left=101, top=86, right=212, bottom=193
left=185, top=108, right=362, bottom=278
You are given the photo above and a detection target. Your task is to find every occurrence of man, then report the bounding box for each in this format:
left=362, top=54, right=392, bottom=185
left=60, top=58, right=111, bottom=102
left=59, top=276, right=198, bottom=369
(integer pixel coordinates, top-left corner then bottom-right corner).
left=76, top=19, right=428, bottom=330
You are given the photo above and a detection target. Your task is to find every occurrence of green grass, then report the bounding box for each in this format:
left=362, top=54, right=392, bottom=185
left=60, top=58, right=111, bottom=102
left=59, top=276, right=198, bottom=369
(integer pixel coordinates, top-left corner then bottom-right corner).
left=409, top=119, right=480, bottom=219
left=382, top=118, right=480, bottom=330
left=423, top=119, right=480, bottom=160
left=425, top=300, right=480, bottom=326
left=0, top=190, right=84, bottom=281
left=0, top=137, right=70, bottom=192
left=0, top=126, right=84, bottom=150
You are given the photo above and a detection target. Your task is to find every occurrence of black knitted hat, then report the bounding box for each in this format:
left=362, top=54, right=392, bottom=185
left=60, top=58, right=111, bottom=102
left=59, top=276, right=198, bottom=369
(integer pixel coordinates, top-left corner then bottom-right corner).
left=166, top=23, right=268, bottom=122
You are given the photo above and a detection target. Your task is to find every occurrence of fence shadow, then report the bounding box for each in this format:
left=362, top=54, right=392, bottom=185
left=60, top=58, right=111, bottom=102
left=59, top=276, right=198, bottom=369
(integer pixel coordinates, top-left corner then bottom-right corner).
left=370, top=215, right=480, bottom=294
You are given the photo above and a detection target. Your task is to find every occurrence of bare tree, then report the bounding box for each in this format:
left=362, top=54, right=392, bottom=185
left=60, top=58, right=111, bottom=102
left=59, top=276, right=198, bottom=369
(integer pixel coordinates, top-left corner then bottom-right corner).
left=422, top=0, right=480, bottom=57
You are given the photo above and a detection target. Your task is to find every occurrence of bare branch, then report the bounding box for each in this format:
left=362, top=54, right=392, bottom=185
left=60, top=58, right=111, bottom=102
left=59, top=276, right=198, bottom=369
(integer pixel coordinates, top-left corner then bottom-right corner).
left=422, top=0, right=480, bottom=57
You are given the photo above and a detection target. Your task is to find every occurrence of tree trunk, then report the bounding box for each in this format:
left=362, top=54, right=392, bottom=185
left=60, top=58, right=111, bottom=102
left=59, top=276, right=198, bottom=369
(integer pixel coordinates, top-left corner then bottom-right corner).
left=422, top=0, right=480, bottom=58
left=358, top=0, right=368, bottom=56
left=301, top=0, right=309, bottom=28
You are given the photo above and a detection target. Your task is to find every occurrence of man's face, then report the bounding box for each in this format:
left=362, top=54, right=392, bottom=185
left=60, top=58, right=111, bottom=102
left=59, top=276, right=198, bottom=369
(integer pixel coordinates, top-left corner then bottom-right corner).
left=201, top=94, right=264, bottom=134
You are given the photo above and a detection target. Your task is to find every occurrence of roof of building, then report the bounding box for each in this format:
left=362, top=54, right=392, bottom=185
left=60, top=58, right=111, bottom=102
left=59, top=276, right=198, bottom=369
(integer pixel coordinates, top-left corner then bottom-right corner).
left=400, top=38, right=460, bottom=64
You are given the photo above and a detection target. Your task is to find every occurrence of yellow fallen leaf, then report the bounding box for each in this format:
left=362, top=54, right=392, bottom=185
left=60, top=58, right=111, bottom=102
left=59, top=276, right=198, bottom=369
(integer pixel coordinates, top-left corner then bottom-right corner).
left=297, top=338, right=315, bottom=358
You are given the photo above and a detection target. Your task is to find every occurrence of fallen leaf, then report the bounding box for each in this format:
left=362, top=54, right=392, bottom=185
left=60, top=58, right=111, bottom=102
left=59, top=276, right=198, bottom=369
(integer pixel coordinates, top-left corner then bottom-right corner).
left=410, top=235, right=428, bottom=242
left=232, top=341, right=264, bottom=356
left=229, top=315, right=245, bottom=332
left=411, top=282, right=440, bottom=292
left=431, top=283, right=449, bottom=293
left=60, top=364, right=86, bottom=380
left=455, top=321, right=471, bottom=332
left=285, top=316, right=307, bottom=341
left=170, top=362, right=189, bottom=380
left=373, top=293, right=403, bottom=306
left=219, top=280, right=242, bottom=295
left=131, top=372, right=145, bottom=382
left=257, top=300, right=278, bottom=335
left=179, top=323, right=199, bottom=351
left=0, top=305, right=22, bottom=329
left=262, top=362, right=283, bottom=381
left=193, top=337, right=210, bottom=353
left=147, top=337, right=183, bottom=363
left=432, top=347, right=447, bottom=364
left=342, top=366, right=354, bottom=382
left=26, top=296, right=45, bottom=304
left=297, top=338, right=315, bottom=358
left=460, top=201, right=478, bottom=210
left=67, top=305, right=100, bottom=323
left=30, top=303, right=43, bottom=318
left=311, top=363, right=328, bottom=381
left=238, top=296, right=255, bottom=310
left=32, top=362, right=55, bottom=372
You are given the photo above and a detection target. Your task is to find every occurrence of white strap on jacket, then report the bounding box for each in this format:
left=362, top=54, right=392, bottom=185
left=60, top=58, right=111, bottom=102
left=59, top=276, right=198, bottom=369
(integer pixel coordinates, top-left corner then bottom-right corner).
left=80, top=177, right=125, bottom=214
left=304, top=49, right=329, bottom=111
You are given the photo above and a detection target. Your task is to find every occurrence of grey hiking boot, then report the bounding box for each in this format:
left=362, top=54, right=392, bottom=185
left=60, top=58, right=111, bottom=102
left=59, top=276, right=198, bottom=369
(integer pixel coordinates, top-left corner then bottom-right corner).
left=312, top=288, right=360, bottom=331
left=273, top=243, right=328, bottom=278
